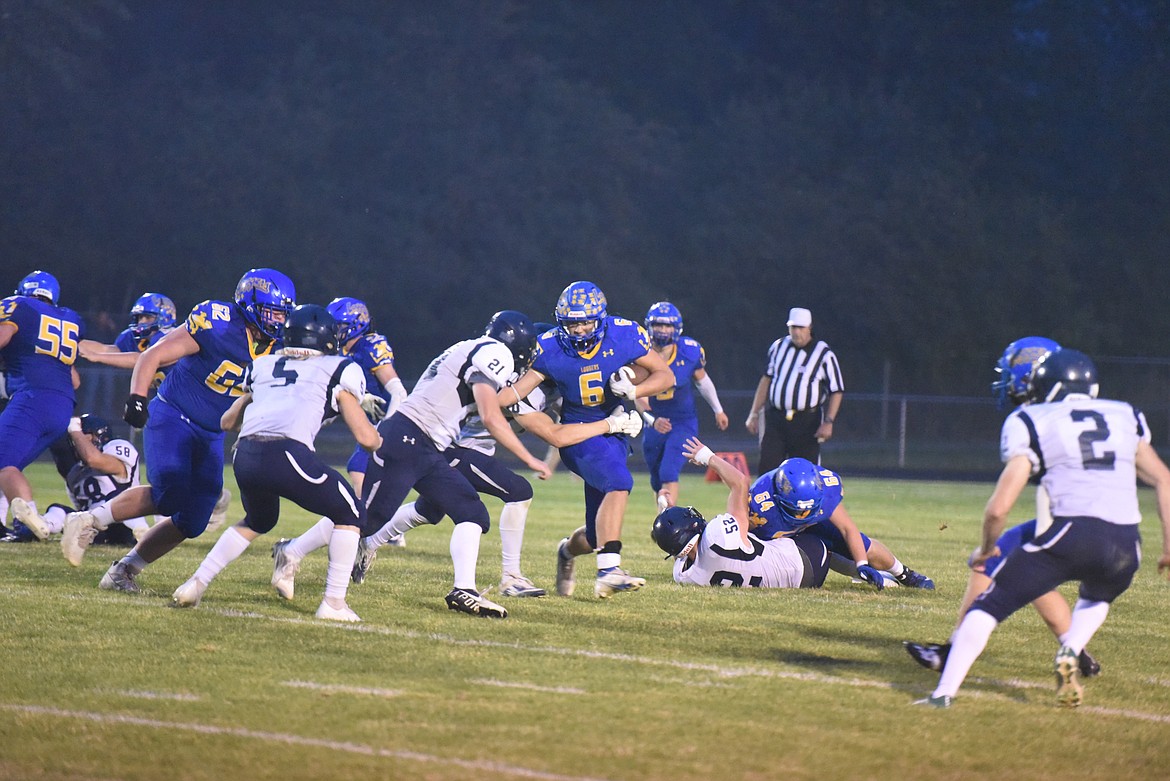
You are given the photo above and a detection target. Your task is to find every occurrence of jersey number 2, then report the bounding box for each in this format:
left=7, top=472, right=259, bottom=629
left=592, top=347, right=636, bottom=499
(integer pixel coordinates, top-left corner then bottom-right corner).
left=1071, top=410, right=1115, bottom=471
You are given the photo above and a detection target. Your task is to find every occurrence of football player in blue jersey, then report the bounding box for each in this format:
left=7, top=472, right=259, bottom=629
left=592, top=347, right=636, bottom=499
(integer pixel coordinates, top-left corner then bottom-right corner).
left=325, top=296, right=407, bottom=491
left=61, top=269, right=296, bottom=593
left=748, top=458, right=935, bottom=589
left=501, top=281, right=674, bottom=599
left=635, top=302, right=729, bottom=513
left=79, top=292, right=178, bottom=371
left=905, top=337, right=1101, bottom=680
left=0, top=271, right=85, bottom=541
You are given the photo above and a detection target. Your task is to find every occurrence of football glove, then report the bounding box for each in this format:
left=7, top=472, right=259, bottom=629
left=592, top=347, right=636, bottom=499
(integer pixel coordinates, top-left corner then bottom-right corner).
left=856, top=564, right=886, bottom=591
left=360, top=393, right=388, bottom=422
left=68, top=416, right=82, bottom=433
left=608, top=365, right=638, bottom=400
left=123, top=393, right=149, bottom=428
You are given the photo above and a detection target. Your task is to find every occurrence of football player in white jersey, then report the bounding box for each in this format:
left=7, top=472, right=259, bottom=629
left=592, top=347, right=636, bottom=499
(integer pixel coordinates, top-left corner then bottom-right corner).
left=351, top=370, right=642, bottom=595
left=170, top=304, right=381, bottom=622
left=651, top=436, right=830, bottom=589
left=916, top=349, right=1170, bottom=709
left=13, top=415, right=149, bottom=548
left=353, top=310, right=556, bottom=618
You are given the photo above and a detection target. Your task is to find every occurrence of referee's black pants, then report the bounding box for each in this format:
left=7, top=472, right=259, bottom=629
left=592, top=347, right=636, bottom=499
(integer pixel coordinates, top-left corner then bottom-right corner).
left=757, top=407, right=822, bottom=475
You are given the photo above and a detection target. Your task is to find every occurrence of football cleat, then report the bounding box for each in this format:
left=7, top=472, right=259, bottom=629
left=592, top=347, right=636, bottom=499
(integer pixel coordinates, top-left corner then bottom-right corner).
left=499, top=572, right=547, bottom=598
left=1054, top=646, right=1083, bottom=708
left=386, top=533, right=406, bottom=548
left=594, top=567, right=646, bottom=599
left=61, top=511, right=99, bottom=567
left=445, top=588, right=508, bottom=618
left=1, top=520, right=37, bottom=543
left=911, top=694, right=952, bottom=709
left=10, top=498, right=50, bottom=540
left=270, top=538, right=301, bottom=600
left=351, top=540, right=377, bottom=584
left=555, top=538, right=576, bottom=597
left=99, top=561, right=141, bottom=594
left=316, top=600, right=362, bottom=622
left=172, top=577, right=208, bottom=608
left=894, top=567, right=935, bottom=590
left=205, top=488, right=232, bottom=534
left=1078, top=649, right=1101, bottom=678
left=904, top=641, right=950, bottom=672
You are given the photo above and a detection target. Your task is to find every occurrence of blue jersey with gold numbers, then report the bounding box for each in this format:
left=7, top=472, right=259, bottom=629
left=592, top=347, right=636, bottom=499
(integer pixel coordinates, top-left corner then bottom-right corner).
left=645, top=336, right=705, bottom=422
left=345, top=331, right=396, bottom=404
left=748, top=466, right=845, bottom=539
left=155, top=300, right=277, bottom=432
left=114, top=326, right=168, bottom=354
left=0, top=295, right=84, bottom=397
left=531, top=317, right=651, bottom=424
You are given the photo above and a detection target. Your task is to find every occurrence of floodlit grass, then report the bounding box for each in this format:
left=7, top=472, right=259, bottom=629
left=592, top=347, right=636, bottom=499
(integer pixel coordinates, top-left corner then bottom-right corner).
left=3, top=464, right=1169, bottom=780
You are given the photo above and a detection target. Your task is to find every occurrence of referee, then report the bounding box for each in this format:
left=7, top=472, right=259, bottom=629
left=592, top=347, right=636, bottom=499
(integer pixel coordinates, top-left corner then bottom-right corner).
left=745, top=307, right=844, bottom=473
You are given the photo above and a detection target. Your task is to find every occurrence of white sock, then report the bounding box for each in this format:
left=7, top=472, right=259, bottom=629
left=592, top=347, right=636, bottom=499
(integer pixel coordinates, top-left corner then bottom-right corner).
left=933, top=609, right=998, bottom=698
left=0, top=495, right=8, bottom=524
left=43, top=505, right=68, bottom=535
left=1063, top=599, right=1110, bottom=653
left=450, top=521, right=482, bottom=591
left=91, top=504, right=115, bottom=531
left=194, top=526, right=253, bottom=584
left=886, top=558, right=906, bottom=578
left=286, top=517, right=334, bottom=559
left=123, top=518, right=150, bottom=536
left=324, top=527, right=360, bottom=601
left=597, top=552, right=621, bottom=571
left=369, top=502, right=427, bottom=548
left=656, top=493, right=669, bottom=512
left=498, top=499, right=531, bottom=575
left=120, top=551, right=148, bottom=574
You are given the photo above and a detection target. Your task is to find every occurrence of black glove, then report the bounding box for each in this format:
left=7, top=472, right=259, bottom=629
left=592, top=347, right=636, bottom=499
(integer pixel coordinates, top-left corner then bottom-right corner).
left=123, top=393, right=149, bottom=428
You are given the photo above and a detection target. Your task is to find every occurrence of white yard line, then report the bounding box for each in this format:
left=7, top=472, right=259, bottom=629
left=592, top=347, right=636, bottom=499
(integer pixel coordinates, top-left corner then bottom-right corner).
left=0, top=703, right=620, bottom=781
left=470, top=678, right=586, bottom=694
left=281, top=680, right=404, bottom=698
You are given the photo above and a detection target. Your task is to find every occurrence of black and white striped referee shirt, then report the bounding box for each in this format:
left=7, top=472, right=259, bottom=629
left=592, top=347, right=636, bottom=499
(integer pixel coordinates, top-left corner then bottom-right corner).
left=764, top=336, right=844, bottom=414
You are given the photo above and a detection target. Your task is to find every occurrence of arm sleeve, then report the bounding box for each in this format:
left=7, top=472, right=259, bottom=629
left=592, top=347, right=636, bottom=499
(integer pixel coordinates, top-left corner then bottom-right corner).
left=694, top=373, right=724, bottom=415
left=382, top=376, right=407, bottom=417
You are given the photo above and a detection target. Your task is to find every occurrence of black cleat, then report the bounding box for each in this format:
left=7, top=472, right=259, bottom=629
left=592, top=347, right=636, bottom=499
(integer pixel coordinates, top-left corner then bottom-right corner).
left=904, top=641, right=951, bottom=672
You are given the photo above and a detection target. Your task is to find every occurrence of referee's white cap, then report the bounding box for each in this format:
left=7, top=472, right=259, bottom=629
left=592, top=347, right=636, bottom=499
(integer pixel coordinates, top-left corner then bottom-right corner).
left=786, top=307, right=812, bottom=327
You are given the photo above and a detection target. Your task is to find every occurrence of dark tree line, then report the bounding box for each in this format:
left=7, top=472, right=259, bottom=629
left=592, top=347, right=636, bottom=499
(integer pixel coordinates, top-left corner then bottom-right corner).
left=3, top=0, right=1168, bottom=395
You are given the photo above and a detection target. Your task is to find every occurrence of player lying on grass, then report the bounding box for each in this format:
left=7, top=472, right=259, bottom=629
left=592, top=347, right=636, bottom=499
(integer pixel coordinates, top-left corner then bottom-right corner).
left=651, top=436, right=831, bottom=589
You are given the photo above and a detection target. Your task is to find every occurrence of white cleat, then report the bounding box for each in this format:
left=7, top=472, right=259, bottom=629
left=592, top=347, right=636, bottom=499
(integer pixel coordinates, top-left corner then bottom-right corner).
left=386, top=533, right=406, bottom=548
left=555, top=538, right=576, bottom=597
left=99, top=560, right=141, bottom=593
left=316, top=600, right=361, bottom=622
left=594, top=567, right=646, bottom=599
left=11, top=498, right=50, bottom=540
left=205, top=488, right=232, bottom=534
left=62, top=511, right=99, bottom=566
left=499, top=572, right=547, bottom=597
left=271, top=538, right=301, bottom=600
left=172, top=577, right=208, bottom=608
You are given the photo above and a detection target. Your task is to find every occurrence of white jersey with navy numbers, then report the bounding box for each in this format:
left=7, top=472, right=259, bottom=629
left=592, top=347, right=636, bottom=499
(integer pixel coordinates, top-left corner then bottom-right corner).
left=239, top=354, right=366, bottom=449
left=674, top=512, right=808, bottom=588
left=1002, top=394, right=1150, bottom=530
left=66, top=438, right=143, bottom=522
left=399, top=337, right=515, bottom=451
left=457, top=382, right=560, bottom=455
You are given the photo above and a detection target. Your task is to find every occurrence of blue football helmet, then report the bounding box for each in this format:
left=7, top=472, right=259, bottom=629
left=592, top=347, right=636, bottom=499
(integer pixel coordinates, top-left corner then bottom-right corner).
left=281, top=304, right=339, bottom=356
left=555, top=281, right=608, bottom=353
left=234, top=268, right=296, bottom=339
left=78, top=414, right=113, bottom=448
left=486, top=310, right=539, bottom=370
left=651, top=505, right=707, bottom=559
left=1027, top=348, right=1099, bottom=403
left=327, top=296, right=372, bottom=343
left=128, top=293, right=177, bottom=339
left=15, top=270, right=60, bottom=305
left=991, top=336, right=1061, bottom=410
left=645, top=301, right=683, bottom=348
left=772, top=458, right=825, bottom=522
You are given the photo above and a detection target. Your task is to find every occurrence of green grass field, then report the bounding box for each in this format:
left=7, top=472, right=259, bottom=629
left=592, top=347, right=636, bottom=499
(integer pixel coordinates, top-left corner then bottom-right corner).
left=3, top=464, right=1169, bottom=780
